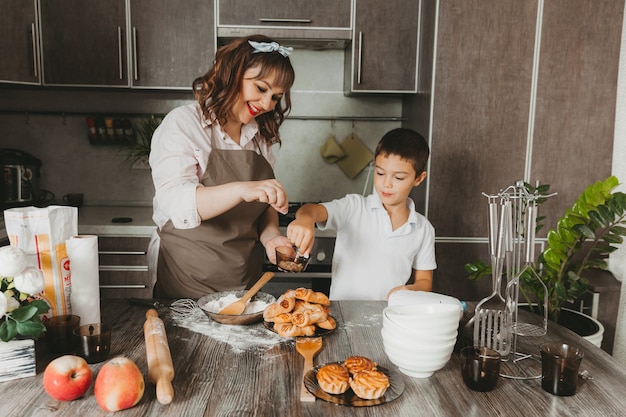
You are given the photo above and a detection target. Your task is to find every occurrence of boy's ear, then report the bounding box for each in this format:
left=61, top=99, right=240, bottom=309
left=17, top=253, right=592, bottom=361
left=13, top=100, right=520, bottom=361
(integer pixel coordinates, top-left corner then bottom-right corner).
left=414, top=171, right=427, bottom=187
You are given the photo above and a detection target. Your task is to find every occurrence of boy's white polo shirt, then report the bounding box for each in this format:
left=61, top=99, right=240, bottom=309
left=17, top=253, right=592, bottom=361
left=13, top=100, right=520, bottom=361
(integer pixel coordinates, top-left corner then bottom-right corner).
left=318, top=193, right=436, bottom=300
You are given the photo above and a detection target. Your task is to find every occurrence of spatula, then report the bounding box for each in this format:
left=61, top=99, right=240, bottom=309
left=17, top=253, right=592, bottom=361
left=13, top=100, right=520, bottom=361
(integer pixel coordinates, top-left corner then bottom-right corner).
left=218, top=272, right=275, bottom=315
left=296, top=336, right=323, bottom=402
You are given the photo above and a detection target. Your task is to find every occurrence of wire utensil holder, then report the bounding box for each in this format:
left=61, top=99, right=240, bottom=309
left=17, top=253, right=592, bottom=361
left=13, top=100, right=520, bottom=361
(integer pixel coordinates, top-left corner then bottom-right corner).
left=479, top=181, right=556, bottom=379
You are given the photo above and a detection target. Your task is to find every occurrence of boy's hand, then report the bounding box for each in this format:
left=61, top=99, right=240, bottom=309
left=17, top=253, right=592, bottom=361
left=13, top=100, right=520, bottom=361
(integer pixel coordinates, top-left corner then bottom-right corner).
left=286, top=219, right=316, bottom=257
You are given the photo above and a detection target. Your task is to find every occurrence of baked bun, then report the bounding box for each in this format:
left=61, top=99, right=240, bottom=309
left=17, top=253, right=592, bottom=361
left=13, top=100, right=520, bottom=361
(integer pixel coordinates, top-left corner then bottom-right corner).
left=343, top=356, right=377, bottom=375
left=294, top=287, right=331, bottom=306
left=316, top=363, right=350, bottom=395
left=349, top=370, right=390, bottom=400
left=273, top=323, right=316, bottom=337
left=316, top=316, right=337, bottom=330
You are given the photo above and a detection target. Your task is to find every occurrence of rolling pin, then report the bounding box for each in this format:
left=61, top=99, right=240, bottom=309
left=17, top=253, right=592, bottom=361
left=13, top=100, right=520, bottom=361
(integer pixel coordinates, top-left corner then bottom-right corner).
left=144, top=308, right=175, bottom=405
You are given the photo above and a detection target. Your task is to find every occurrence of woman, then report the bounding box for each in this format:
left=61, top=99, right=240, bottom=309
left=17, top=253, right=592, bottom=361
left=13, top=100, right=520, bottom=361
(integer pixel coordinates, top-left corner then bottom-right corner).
left=148, top=35, right=295, bottom=298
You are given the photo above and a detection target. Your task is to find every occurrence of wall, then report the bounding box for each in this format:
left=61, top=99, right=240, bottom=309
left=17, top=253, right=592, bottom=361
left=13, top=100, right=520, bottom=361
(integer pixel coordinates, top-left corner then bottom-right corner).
left=404, top=0, right=624, bottom=302
left=0, top=49, right=402, bottom=206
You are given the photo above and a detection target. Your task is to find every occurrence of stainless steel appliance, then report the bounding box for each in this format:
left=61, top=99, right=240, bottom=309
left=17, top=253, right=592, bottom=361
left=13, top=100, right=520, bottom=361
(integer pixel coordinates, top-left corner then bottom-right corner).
left=0, top=148, right=42, bottom=209
left=262, top=202, right=335, bottom=297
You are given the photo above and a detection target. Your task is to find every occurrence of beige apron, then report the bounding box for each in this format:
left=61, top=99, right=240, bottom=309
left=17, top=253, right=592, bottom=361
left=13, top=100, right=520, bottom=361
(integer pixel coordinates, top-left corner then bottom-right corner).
left=155, top=140, right=274, bottom=298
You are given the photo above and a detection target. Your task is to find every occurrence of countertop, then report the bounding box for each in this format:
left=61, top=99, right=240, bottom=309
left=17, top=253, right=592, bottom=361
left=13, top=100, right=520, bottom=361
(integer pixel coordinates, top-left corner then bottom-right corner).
left=1, top=205, right=336, bottom=239
left=1, top=300, right=626, bottom=417
left=77, top=206, right=156, bottom=237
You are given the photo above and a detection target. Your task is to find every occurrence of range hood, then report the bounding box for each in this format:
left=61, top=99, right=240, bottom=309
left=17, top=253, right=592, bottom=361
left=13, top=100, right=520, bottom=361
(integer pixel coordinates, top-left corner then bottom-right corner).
left=217, top=27, right=351, bottom=50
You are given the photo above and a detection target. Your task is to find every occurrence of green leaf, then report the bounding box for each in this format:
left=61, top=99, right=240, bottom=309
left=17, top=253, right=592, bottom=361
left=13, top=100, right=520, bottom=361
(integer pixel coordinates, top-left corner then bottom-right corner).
left=29, top=299, right=50, bottom=315
left=0, top=320, right=17, bottom=342
left=604, top=234, right=624, bottom=244
left=10, top=305, right=38, bottom=322
left=16, top=320, right=46, bottom=338
left=573, top=224, right=595, bottom=239
left=597, top=204, right=614, bottom=224
left=588, top=211, right=606, bottom=229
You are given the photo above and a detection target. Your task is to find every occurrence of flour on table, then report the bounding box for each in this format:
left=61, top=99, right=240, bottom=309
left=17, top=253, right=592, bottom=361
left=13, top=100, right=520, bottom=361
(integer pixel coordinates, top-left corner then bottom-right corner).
left=200, top=293, right=269, bottom=314
left=171, top=308, right=285, bottom=353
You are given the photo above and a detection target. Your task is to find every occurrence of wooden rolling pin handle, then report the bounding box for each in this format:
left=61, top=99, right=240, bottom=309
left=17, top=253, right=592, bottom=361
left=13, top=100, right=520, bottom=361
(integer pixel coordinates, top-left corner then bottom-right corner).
left=144, top=308, right=175, bottom=405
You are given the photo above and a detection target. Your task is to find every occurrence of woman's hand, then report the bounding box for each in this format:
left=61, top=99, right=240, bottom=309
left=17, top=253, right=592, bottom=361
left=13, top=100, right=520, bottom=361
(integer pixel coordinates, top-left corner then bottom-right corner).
left=264, top=235, right=292, bottom=264
left=241, top=179, right=289, bottom=214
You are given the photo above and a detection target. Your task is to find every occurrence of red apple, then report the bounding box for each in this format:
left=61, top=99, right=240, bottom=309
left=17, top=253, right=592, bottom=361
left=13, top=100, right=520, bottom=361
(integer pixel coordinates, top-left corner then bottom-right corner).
left=94, top=356, right=145, bottom=412
left=43, top=355, right=93, bottom=401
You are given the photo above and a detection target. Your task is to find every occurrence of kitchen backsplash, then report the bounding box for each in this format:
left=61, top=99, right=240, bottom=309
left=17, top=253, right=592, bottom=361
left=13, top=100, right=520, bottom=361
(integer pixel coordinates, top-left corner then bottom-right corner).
left=0, top=49, right=402, bottom=206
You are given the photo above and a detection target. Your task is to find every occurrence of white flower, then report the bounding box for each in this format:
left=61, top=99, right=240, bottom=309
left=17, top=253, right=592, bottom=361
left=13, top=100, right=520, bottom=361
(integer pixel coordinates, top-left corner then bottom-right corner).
left=14, top=267, right=45, bottom=296
left=0, top=246, right=28, bottom=277
left=5, top=293, right=19, bottom=312
left=0, top=292, right=6, bottom=319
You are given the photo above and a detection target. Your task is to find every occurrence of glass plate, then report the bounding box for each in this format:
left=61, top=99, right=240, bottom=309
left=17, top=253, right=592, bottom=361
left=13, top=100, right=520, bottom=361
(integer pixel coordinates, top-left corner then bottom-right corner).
left=262, top=318, right=336, bottom=338
left=304, top=363, right=404, bottom=407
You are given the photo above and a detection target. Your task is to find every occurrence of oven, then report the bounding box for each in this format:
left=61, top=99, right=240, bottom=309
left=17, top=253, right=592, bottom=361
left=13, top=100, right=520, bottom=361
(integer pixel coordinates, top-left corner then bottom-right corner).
left=262, top=202, right=334, bottom=297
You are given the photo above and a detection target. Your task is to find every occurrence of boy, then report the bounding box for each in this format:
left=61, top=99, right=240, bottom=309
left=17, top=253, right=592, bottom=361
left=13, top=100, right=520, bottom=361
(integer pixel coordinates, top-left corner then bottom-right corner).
left=287, top=128, right=436, bottom=300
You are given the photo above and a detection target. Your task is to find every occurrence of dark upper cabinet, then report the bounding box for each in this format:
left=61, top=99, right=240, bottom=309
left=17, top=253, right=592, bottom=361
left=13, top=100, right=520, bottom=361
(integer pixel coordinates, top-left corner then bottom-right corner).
left=39, top=0, right=128, bottom=87
left=218, top=0, right=351, bottom=30
left=345, top=0, right=421, bottom=93
left=128, top=0, right=214, bottom=89
left=38, top=0, right=214, bottom=89
left=0, top=0, right=41, bottom=85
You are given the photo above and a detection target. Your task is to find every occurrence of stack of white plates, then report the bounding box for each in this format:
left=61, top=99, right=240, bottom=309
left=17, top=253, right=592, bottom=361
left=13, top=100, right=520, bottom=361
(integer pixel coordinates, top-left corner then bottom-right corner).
left=382, top=301, right=461, bottom=378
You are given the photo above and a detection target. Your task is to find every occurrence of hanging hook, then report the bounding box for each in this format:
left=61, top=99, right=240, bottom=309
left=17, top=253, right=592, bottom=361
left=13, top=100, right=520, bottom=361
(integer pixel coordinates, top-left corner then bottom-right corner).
left=24, top=112, right=30, bottom=125
left=61, top=113, right=67, bottom=125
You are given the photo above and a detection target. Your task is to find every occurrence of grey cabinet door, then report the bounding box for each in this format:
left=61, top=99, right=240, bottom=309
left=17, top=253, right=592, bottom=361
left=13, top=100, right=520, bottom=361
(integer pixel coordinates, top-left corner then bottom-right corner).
left=129, top=0, right=214, bottom=89
left=218, top=0, right=351, bottom=28
left=40, top=0, right=128, bottom=87
left=0, top=0, right=41, bottom=85
left=347, top=0, right=420, bottom=93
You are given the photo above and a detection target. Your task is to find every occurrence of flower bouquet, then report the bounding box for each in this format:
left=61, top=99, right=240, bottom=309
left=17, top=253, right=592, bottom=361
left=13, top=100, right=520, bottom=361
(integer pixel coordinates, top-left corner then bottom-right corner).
left=0, top=245, right=50, bottom=381
left=0, top=246, right=50, bottom=342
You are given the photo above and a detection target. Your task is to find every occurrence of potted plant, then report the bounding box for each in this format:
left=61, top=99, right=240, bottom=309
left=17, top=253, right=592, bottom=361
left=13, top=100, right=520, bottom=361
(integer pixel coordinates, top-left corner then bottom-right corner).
left=125, top=116, right=162, bottom=167
left=465, top=176, right=626, bottom=325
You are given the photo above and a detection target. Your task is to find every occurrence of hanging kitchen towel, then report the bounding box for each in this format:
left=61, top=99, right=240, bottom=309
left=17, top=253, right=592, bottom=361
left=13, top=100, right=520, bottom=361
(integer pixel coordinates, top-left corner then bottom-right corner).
left=335, top=133, right=374, bottom=179
left=320, top=134, right=346, bottom=164
left=4, top=205, right=77, bottom=318
left=67, top=235, right=101, bottom=325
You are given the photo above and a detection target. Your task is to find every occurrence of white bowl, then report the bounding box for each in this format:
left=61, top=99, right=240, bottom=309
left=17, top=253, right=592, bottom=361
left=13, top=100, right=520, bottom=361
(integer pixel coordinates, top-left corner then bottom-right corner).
left=383, top=303, right=461, bottom=331
left=380, top=327, right=457, bottom=350
left=388, top=291, right=464, bottom=319
left=381, top=335, right=456, bottom=364
left=384, top=347, right=453, bottom=378
left=382, top=308, right=460, bottom=337
left=382, top=311, right=459, bottom=338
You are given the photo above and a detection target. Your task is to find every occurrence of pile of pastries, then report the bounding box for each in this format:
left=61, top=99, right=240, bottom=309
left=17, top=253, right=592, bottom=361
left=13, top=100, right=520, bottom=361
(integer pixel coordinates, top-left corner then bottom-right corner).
left=263, top=288, right=336, bottom=337
left=316, top=356, right=390, bottom=400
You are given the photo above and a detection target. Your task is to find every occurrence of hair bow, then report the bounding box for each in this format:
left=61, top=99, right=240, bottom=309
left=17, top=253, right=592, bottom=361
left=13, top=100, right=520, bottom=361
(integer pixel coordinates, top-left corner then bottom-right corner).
left=248, top=40, right=293, bottom=58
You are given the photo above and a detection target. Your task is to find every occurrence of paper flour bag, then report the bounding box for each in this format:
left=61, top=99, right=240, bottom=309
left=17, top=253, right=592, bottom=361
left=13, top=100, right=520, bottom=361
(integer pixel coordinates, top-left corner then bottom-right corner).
left=4, top=205, right=78, bottom=317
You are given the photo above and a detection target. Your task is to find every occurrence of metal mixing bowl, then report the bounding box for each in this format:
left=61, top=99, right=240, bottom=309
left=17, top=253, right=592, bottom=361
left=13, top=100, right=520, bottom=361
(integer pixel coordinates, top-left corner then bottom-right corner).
left=197, top=290, right=276, bottom=325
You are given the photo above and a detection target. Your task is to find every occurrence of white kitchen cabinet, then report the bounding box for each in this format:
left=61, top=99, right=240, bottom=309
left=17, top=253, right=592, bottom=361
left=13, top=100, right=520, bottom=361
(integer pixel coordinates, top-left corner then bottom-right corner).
left=98, top=236, right=152, bottom=298
left=38, top=0, right=214, bottom=89
left=345, top=0, right=421, bottom=93
left=0, top=0, right=41, bottom=85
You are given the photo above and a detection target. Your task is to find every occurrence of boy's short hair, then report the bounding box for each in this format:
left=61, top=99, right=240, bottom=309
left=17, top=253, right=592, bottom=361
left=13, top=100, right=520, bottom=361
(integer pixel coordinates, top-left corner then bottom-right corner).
left=375, top=128, right=430, bottom=175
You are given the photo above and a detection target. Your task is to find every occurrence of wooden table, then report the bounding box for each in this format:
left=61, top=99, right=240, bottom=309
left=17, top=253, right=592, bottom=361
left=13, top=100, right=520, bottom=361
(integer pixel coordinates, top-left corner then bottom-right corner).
left=1, top=299, right=626, bottom=417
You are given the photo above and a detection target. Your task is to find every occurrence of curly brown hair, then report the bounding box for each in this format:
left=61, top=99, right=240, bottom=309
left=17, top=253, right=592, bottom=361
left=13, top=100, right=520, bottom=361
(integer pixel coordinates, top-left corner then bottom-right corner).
left=192, top=35, right=295, bottom=145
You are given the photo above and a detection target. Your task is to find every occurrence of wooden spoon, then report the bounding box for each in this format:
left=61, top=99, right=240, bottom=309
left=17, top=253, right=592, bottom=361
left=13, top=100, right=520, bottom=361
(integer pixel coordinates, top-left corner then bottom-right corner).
left=218, top=272, right=275, bottom=315
left=296, top=336, right=323, bottom=402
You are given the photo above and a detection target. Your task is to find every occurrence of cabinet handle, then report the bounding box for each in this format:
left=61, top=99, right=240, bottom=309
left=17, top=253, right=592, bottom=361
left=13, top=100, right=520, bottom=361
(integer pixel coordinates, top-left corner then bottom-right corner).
left=258, top=18, right=312, bottom=23
left=99, top=250, right=147, bottom=255
left=357, top=31, right=363, bottom=85
left=117, top=26, right=123, bottom=80
left=132, top=27, right=138, bottom=81
left=100, top=284, right=147, bottom=289
left=31, top=23, right=38, bottom=78
left=100, top=265, right=148, bottom=272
